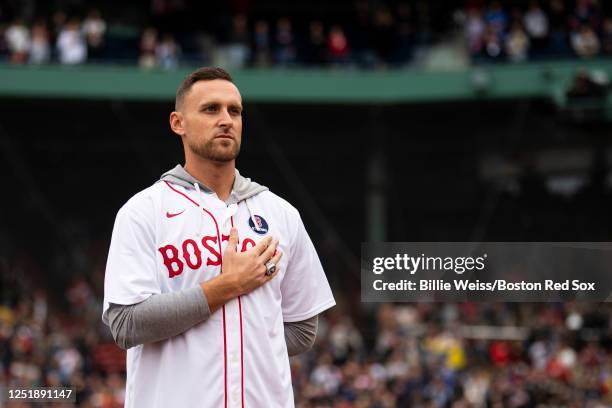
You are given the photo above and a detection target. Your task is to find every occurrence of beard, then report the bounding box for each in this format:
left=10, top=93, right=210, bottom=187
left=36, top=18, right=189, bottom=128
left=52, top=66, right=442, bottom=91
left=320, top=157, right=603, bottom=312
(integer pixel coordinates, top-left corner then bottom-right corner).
left=188, top=137, right=241, bottom=162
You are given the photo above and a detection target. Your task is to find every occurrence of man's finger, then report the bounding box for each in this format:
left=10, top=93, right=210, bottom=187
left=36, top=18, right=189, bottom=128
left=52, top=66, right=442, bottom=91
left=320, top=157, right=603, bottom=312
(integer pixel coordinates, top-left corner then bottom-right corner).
left=253, top=235, right=273, bottom=255
left=261, top=248, right=281, bottom=279
left=258, top=239, right=278, bottom=263
left=226, top=227, right=239, bottom=253
left=268, top=249, right=283, bottom=266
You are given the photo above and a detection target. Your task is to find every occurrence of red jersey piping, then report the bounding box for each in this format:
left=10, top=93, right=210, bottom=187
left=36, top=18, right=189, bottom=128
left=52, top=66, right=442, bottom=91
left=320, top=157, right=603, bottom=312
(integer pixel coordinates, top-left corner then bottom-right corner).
left=231, top=216, right=245, bottom=408
left=163, top=181, right=228, bottom=408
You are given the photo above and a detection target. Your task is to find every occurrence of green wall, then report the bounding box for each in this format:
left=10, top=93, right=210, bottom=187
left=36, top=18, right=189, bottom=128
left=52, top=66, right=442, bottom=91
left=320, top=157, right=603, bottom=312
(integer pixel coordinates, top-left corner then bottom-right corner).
left=0, top=59, right=611, bottom=103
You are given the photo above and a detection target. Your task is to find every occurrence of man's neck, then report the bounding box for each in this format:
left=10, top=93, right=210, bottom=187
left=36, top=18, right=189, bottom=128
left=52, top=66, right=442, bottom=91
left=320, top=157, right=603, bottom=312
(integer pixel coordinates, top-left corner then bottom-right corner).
left=184, top=158, right=235, bottom=202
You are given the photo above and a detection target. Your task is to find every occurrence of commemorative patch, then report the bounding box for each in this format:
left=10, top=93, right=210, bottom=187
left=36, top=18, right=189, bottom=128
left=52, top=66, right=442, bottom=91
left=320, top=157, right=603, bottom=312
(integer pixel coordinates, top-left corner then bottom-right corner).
left=248, top=215, right=269, bottom=234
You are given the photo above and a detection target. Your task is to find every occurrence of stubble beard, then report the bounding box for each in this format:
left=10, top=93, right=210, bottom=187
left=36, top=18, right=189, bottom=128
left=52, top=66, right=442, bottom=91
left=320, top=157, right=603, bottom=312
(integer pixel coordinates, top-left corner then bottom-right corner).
left=188, top=138, right=241, bottom=162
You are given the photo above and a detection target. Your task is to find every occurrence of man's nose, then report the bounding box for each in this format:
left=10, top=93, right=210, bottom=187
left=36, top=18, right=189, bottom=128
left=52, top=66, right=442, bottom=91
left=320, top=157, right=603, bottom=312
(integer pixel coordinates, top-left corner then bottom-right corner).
left=219, top=109, right=233, bottom=127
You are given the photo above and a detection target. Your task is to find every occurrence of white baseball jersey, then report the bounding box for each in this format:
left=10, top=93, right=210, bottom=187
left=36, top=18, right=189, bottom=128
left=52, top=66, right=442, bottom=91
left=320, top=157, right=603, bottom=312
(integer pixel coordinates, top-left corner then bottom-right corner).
left=103, top=176, right=335, bottom=408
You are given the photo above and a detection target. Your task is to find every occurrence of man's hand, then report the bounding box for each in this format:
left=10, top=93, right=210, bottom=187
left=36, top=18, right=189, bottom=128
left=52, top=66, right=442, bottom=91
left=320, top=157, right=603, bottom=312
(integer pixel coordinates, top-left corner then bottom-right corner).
left=200, top=227, right=282, bottom=313
left=223, top=227, right=282, bottom=293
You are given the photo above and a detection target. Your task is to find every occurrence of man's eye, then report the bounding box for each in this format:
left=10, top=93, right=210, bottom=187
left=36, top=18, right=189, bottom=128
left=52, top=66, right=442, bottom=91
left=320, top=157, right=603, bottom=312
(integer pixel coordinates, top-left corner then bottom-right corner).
left=204, top=106, right=217, bottom=112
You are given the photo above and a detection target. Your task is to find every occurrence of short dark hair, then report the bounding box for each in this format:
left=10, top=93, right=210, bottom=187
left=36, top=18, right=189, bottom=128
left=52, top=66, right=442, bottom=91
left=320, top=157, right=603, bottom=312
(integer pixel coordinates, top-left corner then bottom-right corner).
left=175, top=67, right=234, bottom=110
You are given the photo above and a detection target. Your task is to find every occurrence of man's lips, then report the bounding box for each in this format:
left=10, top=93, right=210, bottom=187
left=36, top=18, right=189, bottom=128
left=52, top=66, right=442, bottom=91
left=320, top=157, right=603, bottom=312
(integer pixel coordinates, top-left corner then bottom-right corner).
left=215, top=133, right=233, bottom=139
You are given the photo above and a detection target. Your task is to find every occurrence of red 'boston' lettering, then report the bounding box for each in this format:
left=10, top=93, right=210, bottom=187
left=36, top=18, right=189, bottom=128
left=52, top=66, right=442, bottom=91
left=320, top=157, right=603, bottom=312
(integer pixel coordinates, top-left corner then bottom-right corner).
left=202, top=235, right=221, bottom=266
left=158, top=244, right=184, bottom=278
left=161, top=232, right=258, bottom=278
left=241, top=238, right=256, bottom=252
left=182, top=239, right=202, bottom=270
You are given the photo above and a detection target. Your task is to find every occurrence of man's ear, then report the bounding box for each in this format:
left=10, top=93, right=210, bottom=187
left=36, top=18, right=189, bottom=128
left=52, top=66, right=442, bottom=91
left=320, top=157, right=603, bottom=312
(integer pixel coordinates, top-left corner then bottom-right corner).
left=169, top=111, right=185, bottom=136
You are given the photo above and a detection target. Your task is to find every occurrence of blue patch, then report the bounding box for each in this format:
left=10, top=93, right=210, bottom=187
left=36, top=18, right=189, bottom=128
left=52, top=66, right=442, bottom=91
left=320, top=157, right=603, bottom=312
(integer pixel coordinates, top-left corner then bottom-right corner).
left=248, top=215, right=269, bottom=235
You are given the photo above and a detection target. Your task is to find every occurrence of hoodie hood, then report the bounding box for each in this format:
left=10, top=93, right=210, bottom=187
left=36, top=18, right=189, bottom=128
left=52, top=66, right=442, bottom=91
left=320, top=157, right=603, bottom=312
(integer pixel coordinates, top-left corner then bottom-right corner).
left=160, top=164, right=268, bottom=204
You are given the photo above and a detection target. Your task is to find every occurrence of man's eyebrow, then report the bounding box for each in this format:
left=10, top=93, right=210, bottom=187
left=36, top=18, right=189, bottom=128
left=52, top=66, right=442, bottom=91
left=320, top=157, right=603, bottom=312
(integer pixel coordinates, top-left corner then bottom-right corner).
left=198, top=101, right=218, bottom=108
left=197, top=101, right=242, bottom=109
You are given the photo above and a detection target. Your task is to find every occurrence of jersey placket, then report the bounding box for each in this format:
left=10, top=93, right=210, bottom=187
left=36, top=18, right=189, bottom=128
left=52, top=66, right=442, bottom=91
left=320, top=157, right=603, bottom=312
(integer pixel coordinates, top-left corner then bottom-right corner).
left=160, top=181, right=252, bottom=407
left=219, top=203, right=243, bottom=408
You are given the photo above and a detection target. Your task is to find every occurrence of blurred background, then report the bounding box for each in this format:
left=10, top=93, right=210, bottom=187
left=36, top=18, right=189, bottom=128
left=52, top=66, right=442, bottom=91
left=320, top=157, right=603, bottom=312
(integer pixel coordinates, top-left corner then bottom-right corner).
left=1, top=0, right=612, bottom=407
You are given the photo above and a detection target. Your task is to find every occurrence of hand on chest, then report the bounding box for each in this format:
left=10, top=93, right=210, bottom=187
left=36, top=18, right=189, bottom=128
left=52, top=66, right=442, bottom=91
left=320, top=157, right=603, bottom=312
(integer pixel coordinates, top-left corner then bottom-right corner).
left=156, top=195, right=285, bottom=284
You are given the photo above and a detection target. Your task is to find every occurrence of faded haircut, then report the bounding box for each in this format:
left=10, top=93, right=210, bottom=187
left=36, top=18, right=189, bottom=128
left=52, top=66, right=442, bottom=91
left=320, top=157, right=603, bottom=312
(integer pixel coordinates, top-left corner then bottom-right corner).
left=175, top=67, right=234, bottom=111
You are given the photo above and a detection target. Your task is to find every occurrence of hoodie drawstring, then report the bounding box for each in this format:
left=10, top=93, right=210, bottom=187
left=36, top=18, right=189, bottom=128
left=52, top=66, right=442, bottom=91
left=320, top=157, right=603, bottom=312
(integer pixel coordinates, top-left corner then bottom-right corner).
left=194, top=180, right=260, bottom=234
left=194, top=182, right=204, bottom=235
left=244, top=198, right=261, bottom=232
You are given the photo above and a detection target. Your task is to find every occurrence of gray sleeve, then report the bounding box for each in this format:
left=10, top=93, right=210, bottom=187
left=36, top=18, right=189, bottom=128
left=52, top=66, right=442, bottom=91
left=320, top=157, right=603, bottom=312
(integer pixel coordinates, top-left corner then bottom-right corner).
left=284, top=315, right=318, bottom=356
left=104, top=286, right=210, bottom=350
left=104, top=286, right=318, bottom=354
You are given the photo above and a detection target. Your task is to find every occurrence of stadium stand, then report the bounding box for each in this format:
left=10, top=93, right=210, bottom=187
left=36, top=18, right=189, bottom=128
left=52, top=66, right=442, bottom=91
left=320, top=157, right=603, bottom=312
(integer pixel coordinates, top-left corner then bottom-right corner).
left=0, top=1, right=612, bottom=68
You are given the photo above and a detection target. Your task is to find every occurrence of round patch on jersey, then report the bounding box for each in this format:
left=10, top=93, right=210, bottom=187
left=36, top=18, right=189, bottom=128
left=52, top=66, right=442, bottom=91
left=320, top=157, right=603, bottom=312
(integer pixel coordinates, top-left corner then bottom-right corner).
left=248, top=215, right=269, bottom=235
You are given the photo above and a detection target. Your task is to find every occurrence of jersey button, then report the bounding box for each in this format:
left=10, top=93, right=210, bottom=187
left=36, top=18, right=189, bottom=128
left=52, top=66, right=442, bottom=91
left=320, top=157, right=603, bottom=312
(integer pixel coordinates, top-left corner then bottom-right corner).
left=230, top=352, right=239, bottom=363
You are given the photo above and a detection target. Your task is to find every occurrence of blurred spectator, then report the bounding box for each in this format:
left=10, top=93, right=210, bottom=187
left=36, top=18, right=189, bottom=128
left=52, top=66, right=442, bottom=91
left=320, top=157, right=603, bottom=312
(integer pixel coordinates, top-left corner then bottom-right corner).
left=51, top=10, right=67, bottom=40
left=274, top=17, right=297, bottom=66
left=463, top=368, right=490, bottom=406
left=252, top=20, right=271, bottom=67
left=505, top=22, right=530, bottom=62
left=139, top=27, right=158, bottom=69
left=465, top=8, right=485, bottom=58
left=393, top=1, right=414, bottom=65
left=217, top=14, right=250, bottom=69
left=482, top=24, right=503, bottom=61
left=351, top=0, right=377, bottom=68
left=569, top=0, right=602, bottom=31
left=413, top=1, right=433, bottom=47
left=192, top=33, right=215, bottom=66
left=523, top=1, right=549, bottom=54
left=328, top=316, right=364, bottom=360
left=82, top=9, right=106, bottom=61
left=484, top=1, right=509, bottom=35
left=303, top=20, right=326, bottom=66
left=29, top=21, right=50, bottom=64
left=327, top=25, right=350, bottom=66
left=371, top=6, right=395, bottom=66
left=53, top=341, right=83, bottom=383
left=571, top=24, right=600, bottom=58
left=5, top=18, right=30, bottom=64
left=310, top=353, right=342, bottom=395
left=156, top=34, right=180, bottom=70
left=602, top=18, right=612, bottom=55
left=56, top=18, right=87, bottom=65
left=66, top=277, right=94, bottom=311
left=489, top=340, right=512, bottom=366
left=566, top=68, right=607, bottom=99
left=547, top=0, right=571, bottom=56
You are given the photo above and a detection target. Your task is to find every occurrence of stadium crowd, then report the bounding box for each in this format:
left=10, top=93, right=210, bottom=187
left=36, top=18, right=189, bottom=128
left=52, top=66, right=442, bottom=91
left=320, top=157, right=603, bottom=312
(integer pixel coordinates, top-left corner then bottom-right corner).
left=1, top=251, right=612, bottom=407
left=295, top=302, right=612, bottom=407
left=0, top=1, right=612, bottom=69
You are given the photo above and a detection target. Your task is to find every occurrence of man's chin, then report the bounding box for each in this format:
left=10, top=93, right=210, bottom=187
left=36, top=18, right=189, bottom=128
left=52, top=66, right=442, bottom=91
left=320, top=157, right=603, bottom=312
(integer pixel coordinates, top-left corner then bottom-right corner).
left=189, top=140, right=240, bottom=160
left=211, top=146, right=240, bottom=161
left=209, top=155, right=237, bottom=163
left=192, top=148, right=240, bottom=162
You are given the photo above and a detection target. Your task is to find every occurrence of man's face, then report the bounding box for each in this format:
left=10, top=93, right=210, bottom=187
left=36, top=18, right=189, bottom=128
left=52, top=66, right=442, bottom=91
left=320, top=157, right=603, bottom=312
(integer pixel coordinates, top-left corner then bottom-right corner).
left=176, top=79, right=243, bottom=162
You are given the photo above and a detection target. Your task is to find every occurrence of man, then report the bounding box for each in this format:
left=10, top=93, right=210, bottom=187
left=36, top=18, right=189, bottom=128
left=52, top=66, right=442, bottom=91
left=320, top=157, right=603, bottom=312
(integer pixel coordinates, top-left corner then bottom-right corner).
left=102, top=67, right=335, bottom=408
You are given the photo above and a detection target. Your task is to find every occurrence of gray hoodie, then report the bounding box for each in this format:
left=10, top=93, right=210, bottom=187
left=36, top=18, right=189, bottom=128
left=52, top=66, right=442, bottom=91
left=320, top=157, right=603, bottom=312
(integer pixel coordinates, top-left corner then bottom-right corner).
left=160, top=164, right=268, bottom=204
